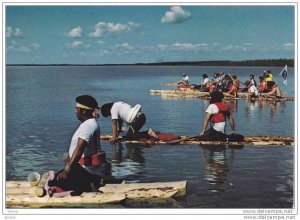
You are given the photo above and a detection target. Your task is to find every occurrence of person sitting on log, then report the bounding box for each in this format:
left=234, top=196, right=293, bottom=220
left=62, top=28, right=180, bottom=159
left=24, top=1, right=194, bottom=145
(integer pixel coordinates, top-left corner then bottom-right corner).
left=198, top=91, right=242, bottom=141
left=227, top=75, right=240, bottom=97
left=177, top=73, right=190, bottom=85
left=264, top=82, right=282, bottom=98
left=249, top=74, right=257, bottom=87
left=245, top=80, right=259, bottom=98
left=258, top=76, right=269, bottom=93
left=264, top=70, right=273, bottom=82
left=100, top=101, right=160, bottom=143
left=48, top=95, right=104, bottom=195
left=200, top=74, right=210, bottom=91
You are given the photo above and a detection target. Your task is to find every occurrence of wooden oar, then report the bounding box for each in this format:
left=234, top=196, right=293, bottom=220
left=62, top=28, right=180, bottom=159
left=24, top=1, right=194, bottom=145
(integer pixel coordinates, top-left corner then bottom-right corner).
left=166, top=135, right=200, bottom=144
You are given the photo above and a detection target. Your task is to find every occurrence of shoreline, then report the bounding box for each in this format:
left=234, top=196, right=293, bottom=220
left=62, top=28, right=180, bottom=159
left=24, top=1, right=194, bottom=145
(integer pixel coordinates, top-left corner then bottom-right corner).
left=6, top=58, right=294, bottom=67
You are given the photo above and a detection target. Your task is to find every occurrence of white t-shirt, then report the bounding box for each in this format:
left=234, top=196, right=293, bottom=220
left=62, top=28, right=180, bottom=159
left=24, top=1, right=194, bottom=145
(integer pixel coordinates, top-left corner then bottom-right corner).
left=206, top=104, right=226, bottom=133
left=110, top=101, right=132, bottom=123
left=202, top=78, right=210, bottom=85
left=249, top=85, right=258, bottom=96
left=183, top=75, right=189, bottom=83
left=69, top=118, right=100, bottom=164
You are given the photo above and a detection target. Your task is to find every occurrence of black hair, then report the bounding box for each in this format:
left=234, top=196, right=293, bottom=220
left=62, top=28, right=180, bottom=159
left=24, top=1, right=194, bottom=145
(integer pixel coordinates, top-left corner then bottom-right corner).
left=100, top=102, right=114, bottom=117
left=202, top=74, right=208, bottom=78
left=76, top=95, right=98, bottom=109
left=210, top=91, right=224, bottom=104
left=259, top=76, right=264, bottom=81
left=232, top=75, right=237, bottom=79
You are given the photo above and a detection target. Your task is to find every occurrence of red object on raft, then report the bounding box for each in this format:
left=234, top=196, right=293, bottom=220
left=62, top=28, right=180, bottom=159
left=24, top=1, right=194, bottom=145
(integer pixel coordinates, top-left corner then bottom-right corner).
left=79, top=151, right=106, bottom=166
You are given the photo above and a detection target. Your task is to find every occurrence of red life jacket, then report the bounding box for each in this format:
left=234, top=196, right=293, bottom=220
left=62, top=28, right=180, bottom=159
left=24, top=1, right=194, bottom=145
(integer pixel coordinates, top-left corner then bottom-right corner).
left=79, top=151, right=106, bottom=166
left=210, top=102, right=229, bottom=123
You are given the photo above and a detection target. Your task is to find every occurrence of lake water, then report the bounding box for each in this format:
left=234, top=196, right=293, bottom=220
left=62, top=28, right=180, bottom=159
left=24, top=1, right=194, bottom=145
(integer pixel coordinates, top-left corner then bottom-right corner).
left=5, top=65, right=295, bottom=208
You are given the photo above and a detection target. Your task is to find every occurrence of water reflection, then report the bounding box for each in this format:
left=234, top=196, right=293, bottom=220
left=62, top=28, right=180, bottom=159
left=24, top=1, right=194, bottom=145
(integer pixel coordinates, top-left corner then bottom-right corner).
left=201, top=145, right=243, bottom=192
left=226, top=99, right=238, bottom=112
left=246, top=99, right=287, bottom=117
left=110, top=143, right=145, bottom=182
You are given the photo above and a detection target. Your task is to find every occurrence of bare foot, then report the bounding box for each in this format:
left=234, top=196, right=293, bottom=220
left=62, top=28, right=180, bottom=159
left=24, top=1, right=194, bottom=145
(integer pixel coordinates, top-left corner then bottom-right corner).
left=148, top=128, right=159, bottom=138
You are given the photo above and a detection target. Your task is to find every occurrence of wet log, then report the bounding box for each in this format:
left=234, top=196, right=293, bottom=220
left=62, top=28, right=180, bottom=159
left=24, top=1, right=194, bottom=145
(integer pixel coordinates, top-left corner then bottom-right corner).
left=100, top=135, right=294, bottom=146
left=5, top=180, right=186, bottom=208
left=150, top=90, right=293, bottom=101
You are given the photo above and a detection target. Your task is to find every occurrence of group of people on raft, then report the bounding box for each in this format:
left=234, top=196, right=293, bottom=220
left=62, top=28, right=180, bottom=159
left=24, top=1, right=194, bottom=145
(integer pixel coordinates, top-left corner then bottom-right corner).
left=178, top=70, right=282, bottom=98
left=49, top=90, right=241, bottom=196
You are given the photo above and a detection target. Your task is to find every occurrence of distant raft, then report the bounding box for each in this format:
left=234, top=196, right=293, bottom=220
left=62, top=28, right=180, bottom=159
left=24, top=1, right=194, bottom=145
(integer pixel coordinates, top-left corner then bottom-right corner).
left=150, top=89, right=294, bottom=101
left=100, top=135, right=294, bottom=146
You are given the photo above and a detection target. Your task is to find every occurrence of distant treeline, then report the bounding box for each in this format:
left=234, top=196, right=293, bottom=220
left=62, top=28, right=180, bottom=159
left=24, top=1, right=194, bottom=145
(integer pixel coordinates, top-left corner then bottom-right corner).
left=133, top=59, right=294, bottom=67
left=7, top=59, right=294, bottom=67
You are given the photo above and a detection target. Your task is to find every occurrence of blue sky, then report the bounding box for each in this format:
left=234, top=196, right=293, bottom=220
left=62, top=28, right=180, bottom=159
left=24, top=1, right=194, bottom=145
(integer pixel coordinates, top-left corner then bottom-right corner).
left=6, top=5, right=295, bottom=64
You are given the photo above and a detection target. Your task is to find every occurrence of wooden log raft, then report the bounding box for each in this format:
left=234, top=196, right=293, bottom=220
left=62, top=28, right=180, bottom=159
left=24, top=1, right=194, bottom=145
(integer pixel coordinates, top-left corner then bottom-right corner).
left=6, top=180, right=186, bottom=208
left=150, top=90, right=294, bottom=101
left=100, top=135, right=294, bottom=146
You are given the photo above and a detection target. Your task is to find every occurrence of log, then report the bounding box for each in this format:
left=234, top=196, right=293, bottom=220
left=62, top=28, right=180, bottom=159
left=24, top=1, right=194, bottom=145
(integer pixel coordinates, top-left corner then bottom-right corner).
left=150, top=90, right=294, bottom=101
left=35, top=172, right=49, bottom=197
left=5, top=180, right=187, bottom=208
left=100, top=135, right=294, bottom=146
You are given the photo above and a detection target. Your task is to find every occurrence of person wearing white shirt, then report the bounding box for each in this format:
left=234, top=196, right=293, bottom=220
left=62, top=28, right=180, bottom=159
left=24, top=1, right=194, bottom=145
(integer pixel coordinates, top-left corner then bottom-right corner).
left=245, top=80, right=259, bottom=98
left=101, top=101, right=158, bottom=143
left=50, top=95, right=103, bottom=194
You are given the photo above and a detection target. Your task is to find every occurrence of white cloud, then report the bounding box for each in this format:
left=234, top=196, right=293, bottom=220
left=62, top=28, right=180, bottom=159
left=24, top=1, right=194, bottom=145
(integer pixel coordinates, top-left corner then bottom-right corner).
left=161, top=6, right=191, bottom=24
left=7, top=43, right=30, bottom=52
left=31, top=43, right=40, bottom=49
left=7, top=41, right=39, bottom=53
left=67, top=26, right=82, bottom=37
left=66, top=40, right=90, bottom=49
left=89, top=22, right=141, bottom=37
left=99, top=49, right=110, bottom=56
left=282, top=43, right=294, bottom=47
left=116, top=42, right=134, bottom=51
left=157, top=42, right=208, bottom=51
left=6, top=26, right=24, bottom=38
left=89, top=22, right=105, bottom=37
left=157, top=44, right=168, bottom=50
left=96, top=40, right=105, bottom=45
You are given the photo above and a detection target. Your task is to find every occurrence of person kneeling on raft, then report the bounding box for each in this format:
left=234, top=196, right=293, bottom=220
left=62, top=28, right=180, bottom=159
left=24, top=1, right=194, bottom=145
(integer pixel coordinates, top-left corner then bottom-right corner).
left=48, top=95, right=104, bottom=194
left=101, top=101, right=158, bottom=143
left=198, top=91, right=242, bottom=141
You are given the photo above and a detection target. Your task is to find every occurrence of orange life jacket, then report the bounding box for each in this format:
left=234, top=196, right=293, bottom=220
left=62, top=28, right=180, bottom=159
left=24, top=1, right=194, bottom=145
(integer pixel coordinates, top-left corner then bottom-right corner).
left=210, top=102, right=229, bottom=123
left=234, top=79, right=240, bottom=89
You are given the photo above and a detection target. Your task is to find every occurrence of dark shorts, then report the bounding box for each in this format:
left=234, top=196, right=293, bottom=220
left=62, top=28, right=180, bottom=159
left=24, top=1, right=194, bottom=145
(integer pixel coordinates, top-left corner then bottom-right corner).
left=48, top=163, right=102, bottom=193
left=198, top=127, right=228, bottom=141
left=198, top=127, right=244, bottom=142
left=125, top=113, right=148, bottom=140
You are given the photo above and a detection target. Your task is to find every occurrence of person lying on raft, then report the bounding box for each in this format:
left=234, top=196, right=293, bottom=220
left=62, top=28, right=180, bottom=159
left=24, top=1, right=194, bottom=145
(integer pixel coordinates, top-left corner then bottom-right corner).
left=198, top=91, right=236, bottom=141
left=48, top=95, right=104, bottom=194
left=101, top=101, right=159, bottom=143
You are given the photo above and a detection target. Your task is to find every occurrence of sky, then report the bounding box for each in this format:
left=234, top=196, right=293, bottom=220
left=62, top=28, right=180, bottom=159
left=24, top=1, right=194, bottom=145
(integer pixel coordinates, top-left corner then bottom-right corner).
left=5, top=5, right=295, bottom=64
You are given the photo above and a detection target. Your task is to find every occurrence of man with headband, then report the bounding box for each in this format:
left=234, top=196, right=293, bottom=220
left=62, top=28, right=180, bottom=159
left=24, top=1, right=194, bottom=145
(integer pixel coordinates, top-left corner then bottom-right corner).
left=49, top=95, right=103, bottom=194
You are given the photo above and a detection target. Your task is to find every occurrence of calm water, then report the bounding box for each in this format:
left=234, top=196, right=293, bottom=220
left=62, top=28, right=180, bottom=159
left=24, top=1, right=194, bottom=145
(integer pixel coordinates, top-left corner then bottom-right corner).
left=5, top=66, right=295, bottom=208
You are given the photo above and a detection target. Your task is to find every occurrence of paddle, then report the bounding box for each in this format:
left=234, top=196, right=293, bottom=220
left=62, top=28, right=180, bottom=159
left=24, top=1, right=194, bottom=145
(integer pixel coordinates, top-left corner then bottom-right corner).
left=166, top=135, right=200, bottom=144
